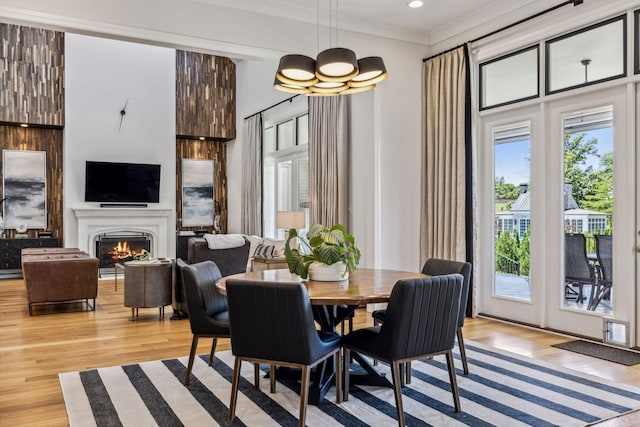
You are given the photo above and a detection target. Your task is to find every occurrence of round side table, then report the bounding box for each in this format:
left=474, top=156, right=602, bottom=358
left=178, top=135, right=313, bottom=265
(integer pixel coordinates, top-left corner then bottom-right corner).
left=123, top=260, right=173, bottom=320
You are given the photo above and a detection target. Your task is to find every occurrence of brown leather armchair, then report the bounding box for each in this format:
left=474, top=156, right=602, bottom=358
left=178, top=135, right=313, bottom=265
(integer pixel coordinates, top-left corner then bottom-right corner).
left=21, top=252, right=99, bottom=315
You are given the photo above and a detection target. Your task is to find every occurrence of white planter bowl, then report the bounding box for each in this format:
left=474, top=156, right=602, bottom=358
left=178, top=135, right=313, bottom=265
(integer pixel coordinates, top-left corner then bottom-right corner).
left=308, top=261, right=349, bottom=281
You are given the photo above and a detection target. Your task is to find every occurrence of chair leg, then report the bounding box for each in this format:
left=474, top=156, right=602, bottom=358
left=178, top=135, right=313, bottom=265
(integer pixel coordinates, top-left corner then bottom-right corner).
left=209, top=338, right=218, bottom=366
left=373, top=318, right=380, bottom=366
left=445, top=350, right=461, bottom=412
left=343, top=348, right=350, bottom=401
left=457, top=328, right=469, bottom=375
left=405, top=361, right=411, bottom=384
left=228, top=357, right=242, bottom=423
left=254, top=363, right=260, bottom=389
left=298, top=365, right=310, bottom=427
left=390, top=361, right=405, bottom=427
left=334, top=350, right=342, bottom=403
left=270, top=364, right=276, bottom=393
left=184, top=335, right=199, bottom=385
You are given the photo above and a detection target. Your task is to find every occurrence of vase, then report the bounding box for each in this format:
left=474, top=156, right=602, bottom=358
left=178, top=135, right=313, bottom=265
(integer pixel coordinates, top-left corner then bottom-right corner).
left=308, top=261, right=349, bottom=281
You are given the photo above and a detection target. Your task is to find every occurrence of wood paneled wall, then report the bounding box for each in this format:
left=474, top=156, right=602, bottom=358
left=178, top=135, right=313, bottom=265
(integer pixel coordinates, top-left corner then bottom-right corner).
left=176, top=51, right=236, bottom=140
left=176, top=139, right=227, bottom=233
left=0, top=126, right=64, bottom=239
left=0, top=24, right=64, bottom=126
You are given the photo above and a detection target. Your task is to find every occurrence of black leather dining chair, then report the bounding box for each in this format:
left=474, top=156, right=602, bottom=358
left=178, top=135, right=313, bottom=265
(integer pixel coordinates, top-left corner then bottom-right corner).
left=181, top=261, right=231, bottom=386
left=344, top=275, right=463, bottom=426
left=372, top=258, right=472, bottom=382
left=226, top=279, right=342, bottom=427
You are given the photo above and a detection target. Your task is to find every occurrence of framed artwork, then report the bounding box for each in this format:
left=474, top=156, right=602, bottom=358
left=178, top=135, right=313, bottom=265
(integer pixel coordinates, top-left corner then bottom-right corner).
left=181, top=158, right=214, bottom=227
left=2, top=150, right=47, bottom=229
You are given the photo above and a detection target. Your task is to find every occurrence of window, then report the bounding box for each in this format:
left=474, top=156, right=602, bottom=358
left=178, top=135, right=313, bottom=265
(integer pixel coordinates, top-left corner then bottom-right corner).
left=566, top=219, right=583, bottom=233
left=588, top=218, right=606, bottom=233
left=546, top=15, right=626, bottom=94
left=519, top=219, right=531, bottom=236
left=479, top=45, right=539, bottom=110
left=263, top=107, right=309, bottom=240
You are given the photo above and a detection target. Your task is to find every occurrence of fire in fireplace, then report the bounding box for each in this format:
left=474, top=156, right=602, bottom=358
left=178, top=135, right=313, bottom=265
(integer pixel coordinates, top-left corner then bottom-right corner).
left=95, top=234, right=151, bottom=270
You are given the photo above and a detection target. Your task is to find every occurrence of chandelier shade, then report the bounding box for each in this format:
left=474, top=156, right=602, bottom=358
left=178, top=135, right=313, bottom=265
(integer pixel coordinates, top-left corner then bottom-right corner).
left=348, top=57, right=387, bottom=87
left=316, top=48, right=358, bottom=82
left=273, top=77, right=312, bottom=94
left=276, top=54, right=318, bottom=86
left=341, top=84, right=376, bottom=94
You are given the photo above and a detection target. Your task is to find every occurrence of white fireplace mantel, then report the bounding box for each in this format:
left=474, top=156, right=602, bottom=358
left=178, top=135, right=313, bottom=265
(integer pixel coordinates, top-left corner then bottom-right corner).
left=73, top=208, right=174, bottom=258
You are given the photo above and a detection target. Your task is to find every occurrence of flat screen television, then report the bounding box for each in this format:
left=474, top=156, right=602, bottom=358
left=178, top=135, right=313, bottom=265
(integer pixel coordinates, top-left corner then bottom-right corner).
left=84, top=161, right=161, bottom=203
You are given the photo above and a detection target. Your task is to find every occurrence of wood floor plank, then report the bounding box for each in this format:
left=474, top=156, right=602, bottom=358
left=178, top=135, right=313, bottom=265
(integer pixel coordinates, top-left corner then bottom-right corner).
left=0, top=277, right=638, bottom=426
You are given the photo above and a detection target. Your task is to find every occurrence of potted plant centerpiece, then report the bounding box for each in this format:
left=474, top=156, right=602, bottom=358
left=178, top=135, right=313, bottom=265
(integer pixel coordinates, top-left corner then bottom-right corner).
left=284, top=223, right=361, bottom=281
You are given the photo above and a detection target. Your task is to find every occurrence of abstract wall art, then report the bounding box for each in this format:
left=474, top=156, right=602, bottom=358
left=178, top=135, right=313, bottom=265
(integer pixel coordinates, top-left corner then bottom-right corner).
left=2, top=150, right=47, bottom=229
left=181, top=158, right=214, bottom=227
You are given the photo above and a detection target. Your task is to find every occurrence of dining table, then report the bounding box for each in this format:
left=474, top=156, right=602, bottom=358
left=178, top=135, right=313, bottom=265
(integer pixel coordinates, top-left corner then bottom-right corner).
left=216, top=267, right=428, bottom=404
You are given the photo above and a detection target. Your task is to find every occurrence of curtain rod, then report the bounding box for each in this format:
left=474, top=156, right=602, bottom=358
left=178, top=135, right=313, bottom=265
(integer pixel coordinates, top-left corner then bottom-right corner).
left=243, top=94, right=300, bottom=120
left=422, top=0, right=581, bottom=63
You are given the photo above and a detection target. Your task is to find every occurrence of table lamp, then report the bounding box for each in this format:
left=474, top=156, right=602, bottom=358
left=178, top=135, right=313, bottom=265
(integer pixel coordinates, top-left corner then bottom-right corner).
left=276, top=210, right=306, bottom=241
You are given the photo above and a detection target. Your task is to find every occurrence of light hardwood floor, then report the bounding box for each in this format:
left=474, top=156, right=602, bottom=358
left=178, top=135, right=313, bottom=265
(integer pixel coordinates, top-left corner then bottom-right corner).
left=1, top=277, right=638, bottom=426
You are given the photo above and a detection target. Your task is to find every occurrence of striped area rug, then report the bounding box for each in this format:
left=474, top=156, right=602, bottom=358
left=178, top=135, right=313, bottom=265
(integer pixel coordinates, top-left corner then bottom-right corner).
left=59, top=341, right=640, bottom=426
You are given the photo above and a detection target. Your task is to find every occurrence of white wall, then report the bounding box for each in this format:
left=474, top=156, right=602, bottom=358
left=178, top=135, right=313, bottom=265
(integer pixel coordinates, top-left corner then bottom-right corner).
left=64, top=34, right=176, bottom=254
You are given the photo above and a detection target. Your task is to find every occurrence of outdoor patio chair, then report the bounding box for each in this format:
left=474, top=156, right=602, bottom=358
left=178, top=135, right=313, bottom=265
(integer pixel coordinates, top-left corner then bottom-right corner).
left=588, top=234, right=612, bottom=311
left=564, top=233, right=597, bottom=305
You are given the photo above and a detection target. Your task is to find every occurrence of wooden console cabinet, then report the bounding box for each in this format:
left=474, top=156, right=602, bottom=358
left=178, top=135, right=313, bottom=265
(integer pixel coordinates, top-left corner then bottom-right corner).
left=0, top=238, right=61, bottom=271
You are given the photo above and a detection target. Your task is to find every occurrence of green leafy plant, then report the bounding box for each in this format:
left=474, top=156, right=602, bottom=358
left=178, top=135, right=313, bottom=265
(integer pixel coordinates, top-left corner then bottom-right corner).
left=284, top=223, right=361, bottom=279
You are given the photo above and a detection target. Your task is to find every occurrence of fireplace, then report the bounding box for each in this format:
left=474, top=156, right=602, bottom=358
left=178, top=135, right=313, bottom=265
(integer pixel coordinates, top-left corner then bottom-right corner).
left=73, top=208, right=174, bottom=259
left=95, top=233, right=151, bottom=270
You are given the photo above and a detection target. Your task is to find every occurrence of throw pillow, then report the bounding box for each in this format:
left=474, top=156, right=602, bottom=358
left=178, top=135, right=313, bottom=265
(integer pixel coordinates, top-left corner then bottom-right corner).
left=263, top=238, right=286, bottom=257
left=254, top=243, right=275, bottom=258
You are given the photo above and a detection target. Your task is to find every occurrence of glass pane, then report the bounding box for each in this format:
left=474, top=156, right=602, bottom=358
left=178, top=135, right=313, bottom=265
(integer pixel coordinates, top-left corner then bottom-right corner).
left=264, top=126, right=276, bottom=154
left=263, top=158, right=276, bottom=239
left=277, top=120, right=294, bottom=150
left=277, top=159, right=293, bottom=240
left=547, top=16, right=626, bottom=94
left=493, top=121, right=531, bottom=301
left=297, top=114, right=308, bottom=145
left=603, top=319, right=629, bottom=347
left=480, top=46, right=538, bottom=109
left=562, top=105, right=613, bottom=315
left=635, top=10, right=640, bottom=74
left=297, top=154, right=309, bottom=237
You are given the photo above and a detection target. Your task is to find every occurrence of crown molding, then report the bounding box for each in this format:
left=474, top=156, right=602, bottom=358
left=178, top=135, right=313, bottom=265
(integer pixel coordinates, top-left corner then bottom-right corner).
left=0, top=6, right=284, bottom=60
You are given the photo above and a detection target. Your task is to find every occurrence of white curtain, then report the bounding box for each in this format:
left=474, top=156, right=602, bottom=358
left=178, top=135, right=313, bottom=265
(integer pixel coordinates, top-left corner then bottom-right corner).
left=241, top=114, right=262, bottom=235
left=420, top=46, right=470, bottom=265
left=308, top=96, right=349, bottom=227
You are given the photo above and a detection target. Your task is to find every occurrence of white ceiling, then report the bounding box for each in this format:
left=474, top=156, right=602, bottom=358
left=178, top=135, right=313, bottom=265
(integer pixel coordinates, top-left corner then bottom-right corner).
left=193, top=0, right=567, bottom=46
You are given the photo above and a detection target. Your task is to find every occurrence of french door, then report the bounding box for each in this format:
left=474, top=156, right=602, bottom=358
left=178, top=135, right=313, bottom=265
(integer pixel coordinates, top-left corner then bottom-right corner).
left=479, top=85, right=635, bottom=345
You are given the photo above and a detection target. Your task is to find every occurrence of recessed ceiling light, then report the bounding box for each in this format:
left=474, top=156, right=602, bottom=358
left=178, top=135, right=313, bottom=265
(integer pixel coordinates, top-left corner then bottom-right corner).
left=407, top=0, right=423, bottom=8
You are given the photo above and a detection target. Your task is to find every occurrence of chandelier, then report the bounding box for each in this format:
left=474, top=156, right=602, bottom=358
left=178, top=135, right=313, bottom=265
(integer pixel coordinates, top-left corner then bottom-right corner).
left=273, top=0, right=387, bottom=96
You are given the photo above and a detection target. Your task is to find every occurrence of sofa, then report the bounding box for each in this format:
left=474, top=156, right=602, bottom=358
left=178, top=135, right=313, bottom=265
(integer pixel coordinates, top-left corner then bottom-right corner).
left=187, top=235, right=251, bottom=277
left=21, top=251, right=99, bottom=315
